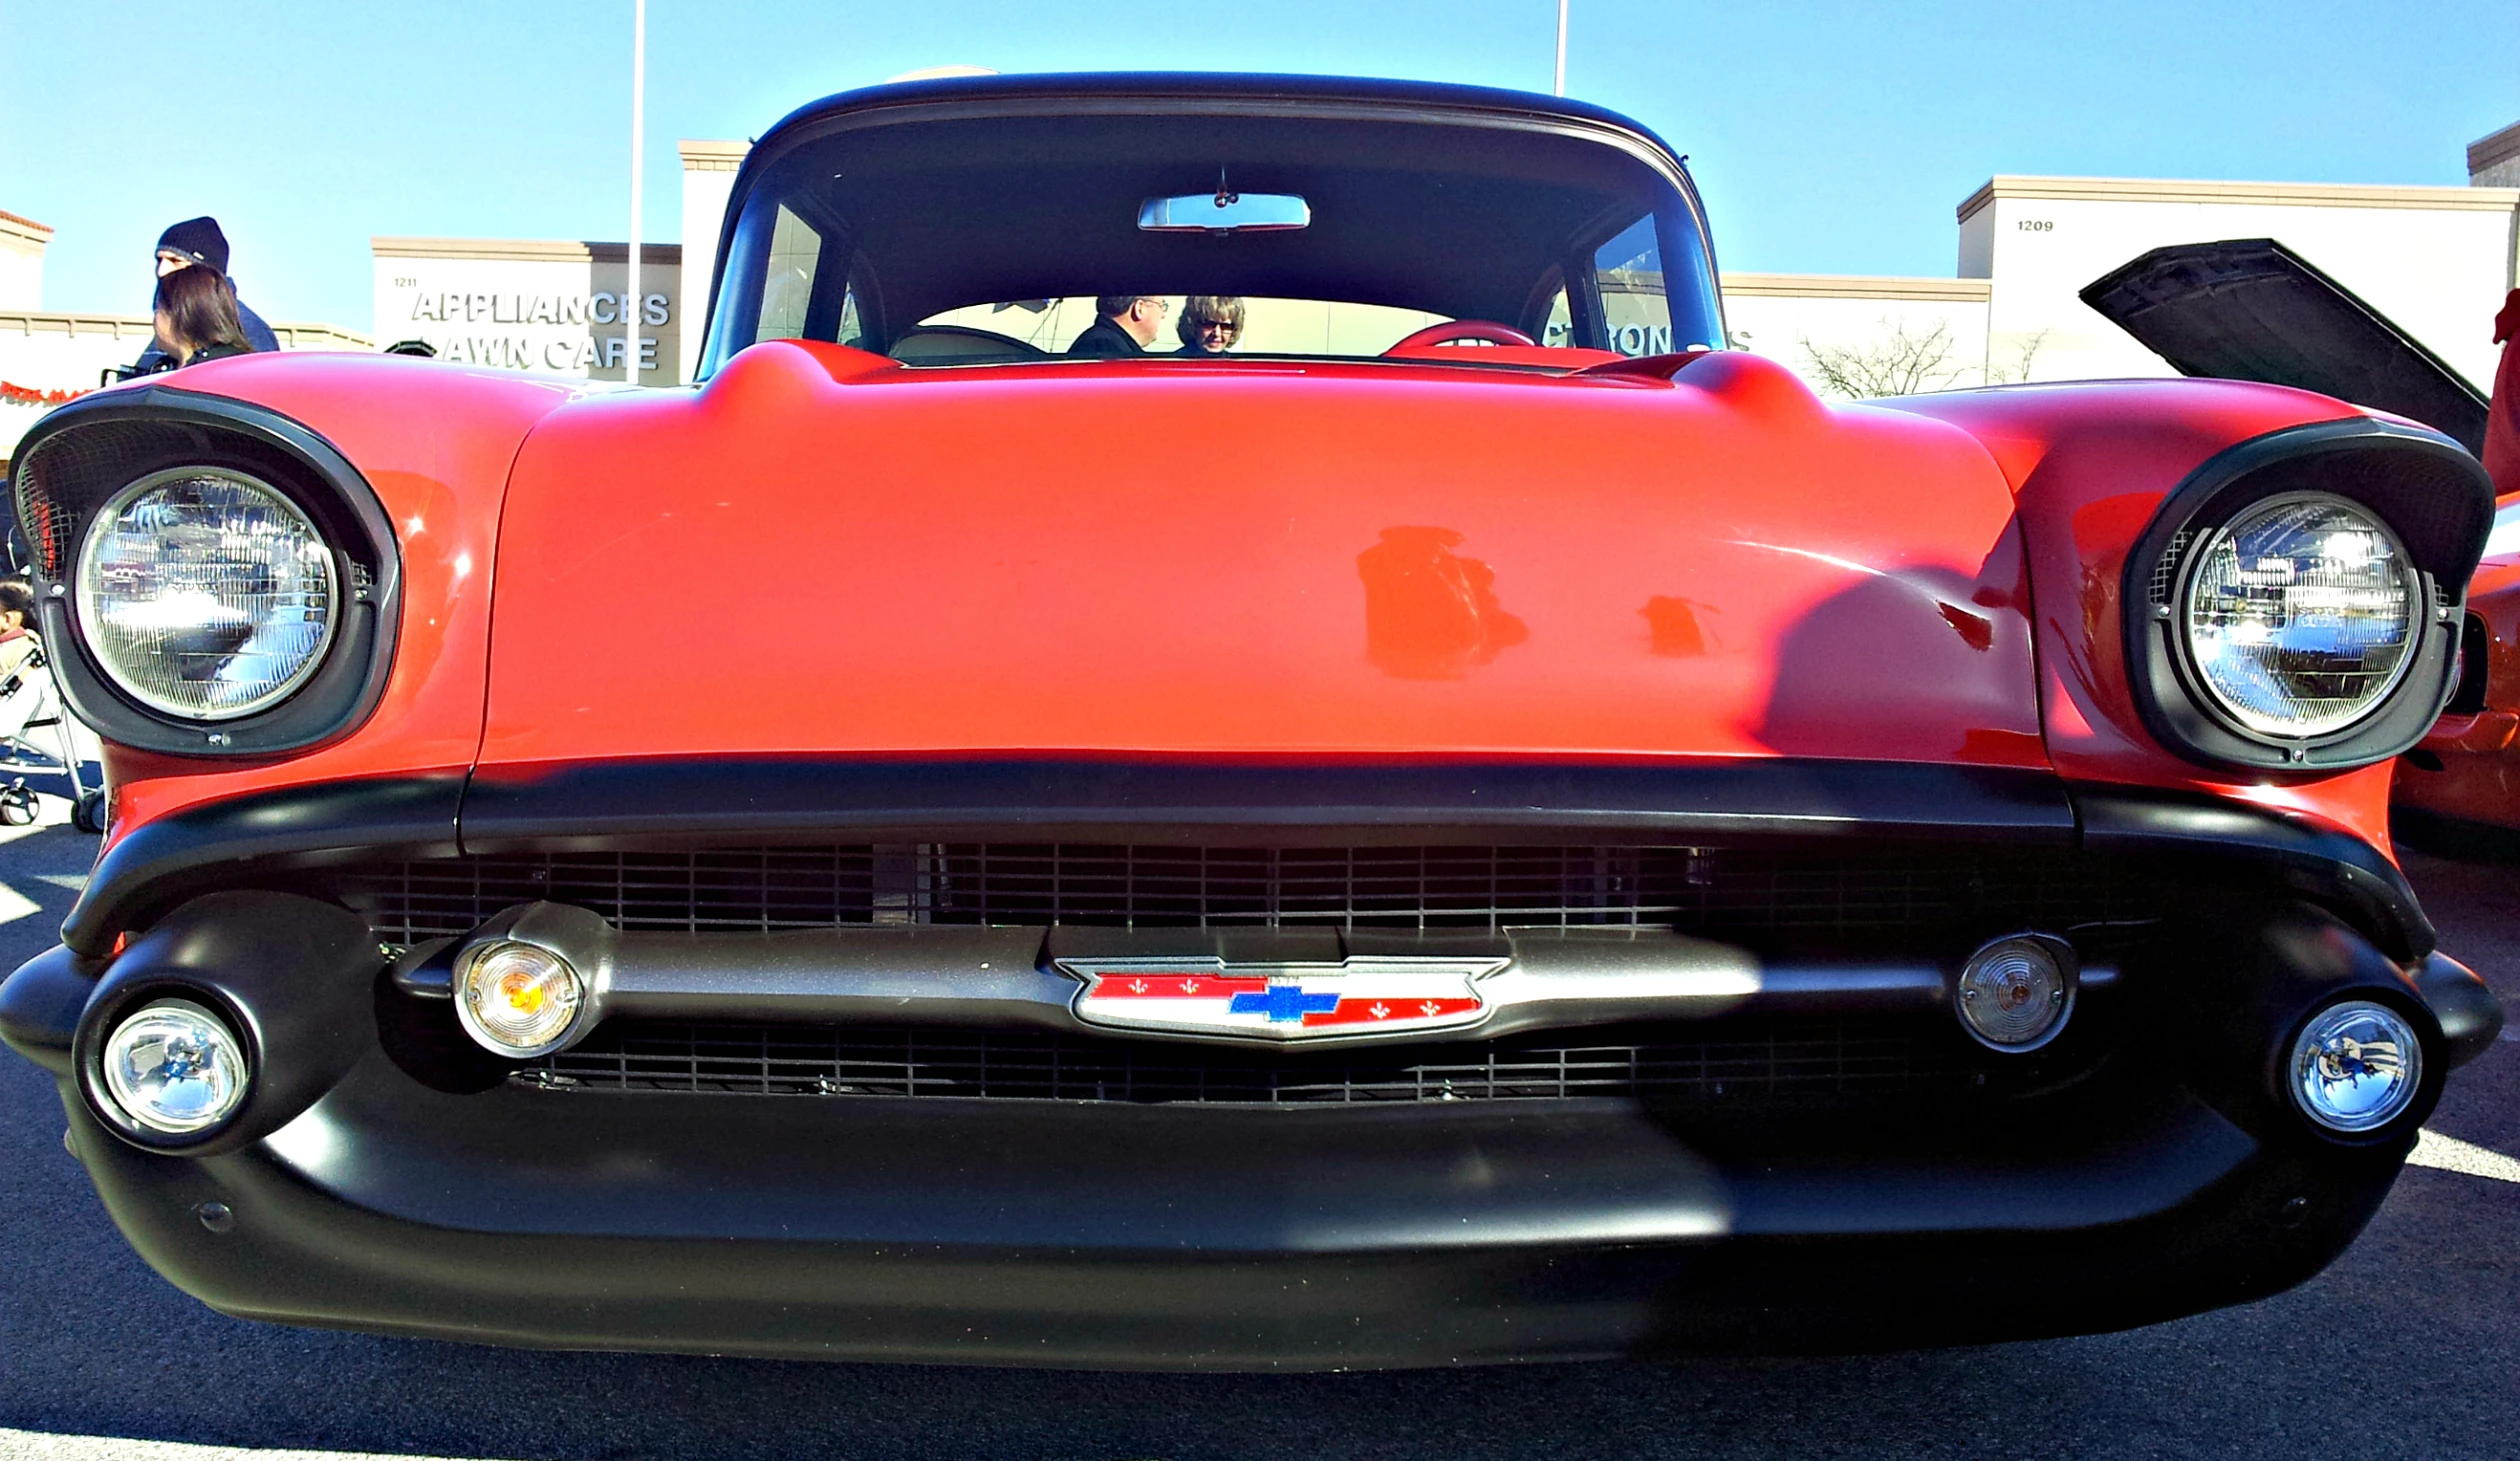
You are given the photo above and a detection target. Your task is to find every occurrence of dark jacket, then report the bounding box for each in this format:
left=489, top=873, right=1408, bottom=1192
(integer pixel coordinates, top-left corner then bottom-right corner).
left=131, top=298, right=279, bottom=374
left=1066, top=315, right=1145, bottom=358
left=182, top=341, right=256, bottom=367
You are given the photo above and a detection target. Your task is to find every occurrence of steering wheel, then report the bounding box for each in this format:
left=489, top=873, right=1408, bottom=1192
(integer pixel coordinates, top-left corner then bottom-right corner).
left=1382, top=320, right=1538, bottom=354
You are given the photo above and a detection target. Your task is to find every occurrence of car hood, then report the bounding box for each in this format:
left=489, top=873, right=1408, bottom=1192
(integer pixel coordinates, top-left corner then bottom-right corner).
left=475, top=345, right=2045, bottom=770
left=2081, top=238, right=2489, bottom=454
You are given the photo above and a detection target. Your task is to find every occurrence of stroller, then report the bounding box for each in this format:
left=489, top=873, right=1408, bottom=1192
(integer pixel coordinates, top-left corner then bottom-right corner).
left=0, top=641, right=105, bottom=833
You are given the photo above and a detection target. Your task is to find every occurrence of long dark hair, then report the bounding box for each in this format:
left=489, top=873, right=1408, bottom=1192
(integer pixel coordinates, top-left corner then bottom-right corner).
left=154, top=265, right=251, bottom=360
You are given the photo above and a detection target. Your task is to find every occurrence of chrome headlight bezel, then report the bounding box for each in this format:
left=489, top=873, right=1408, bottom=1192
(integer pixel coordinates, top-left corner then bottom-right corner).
left=2123, top=420, right=2494, bottom=774
left=72, top=466, right=344, bottom=722
left=10, top=390, right=401, bottom=757
left=2174, top=490, right=2423, bottom=741
left=74, top=981, right=265, bottom=1151
left=97, top=996, right=253, bottom=1137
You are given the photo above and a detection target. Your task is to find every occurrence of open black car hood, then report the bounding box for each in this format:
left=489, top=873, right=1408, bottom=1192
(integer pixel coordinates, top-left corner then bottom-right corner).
left=2082, top=238, right=2490, bottom=455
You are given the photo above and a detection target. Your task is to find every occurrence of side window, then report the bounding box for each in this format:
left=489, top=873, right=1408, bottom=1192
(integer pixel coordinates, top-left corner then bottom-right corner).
left=1531, top=266, right=1575, bottom=348
left=1593, top=215, right=1672, bottom=358
left=836, top=282, right=867, bottom=351
left=756, top=204, right=822, bottom=342
left=835, top=256, right=879, bottom=351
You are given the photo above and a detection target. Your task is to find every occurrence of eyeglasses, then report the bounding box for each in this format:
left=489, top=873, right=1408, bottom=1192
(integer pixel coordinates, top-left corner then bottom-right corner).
left=1193, top=319, right=1239, bottom=336
left=1137, top=296, right=1170, bottom=312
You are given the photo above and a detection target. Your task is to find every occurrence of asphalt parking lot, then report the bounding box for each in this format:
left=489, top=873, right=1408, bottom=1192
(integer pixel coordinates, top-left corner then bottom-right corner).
left=1, top=804, right=2514, bottom=1461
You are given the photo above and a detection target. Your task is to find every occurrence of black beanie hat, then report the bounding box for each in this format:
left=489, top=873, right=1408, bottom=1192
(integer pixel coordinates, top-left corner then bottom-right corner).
left=155, top=217, right=230, bottom=274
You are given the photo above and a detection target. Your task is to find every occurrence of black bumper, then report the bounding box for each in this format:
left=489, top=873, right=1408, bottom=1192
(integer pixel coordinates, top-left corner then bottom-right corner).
left=52, top=1050, right=2405, bottom=1370
left=4, top=765, right=2496, bottom=1369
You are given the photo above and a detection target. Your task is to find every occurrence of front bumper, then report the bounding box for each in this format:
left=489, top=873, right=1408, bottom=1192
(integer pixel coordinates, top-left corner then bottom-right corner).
left=3, top=763, right=2501, bottom=1369
left=54, top=1051, right=2401, bottom=1369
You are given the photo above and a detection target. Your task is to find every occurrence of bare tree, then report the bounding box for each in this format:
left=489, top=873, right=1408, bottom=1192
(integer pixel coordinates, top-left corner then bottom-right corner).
left=1982, top=328, right=2052, bottom=386
left=1799, top=318, right=1963, bottom=399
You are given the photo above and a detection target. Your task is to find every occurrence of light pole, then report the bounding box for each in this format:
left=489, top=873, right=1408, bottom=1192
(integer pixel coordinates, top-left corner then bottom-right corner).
left=1542, top=0, right=1562, bottom=96
left=628, top=0, right=647, bottom=382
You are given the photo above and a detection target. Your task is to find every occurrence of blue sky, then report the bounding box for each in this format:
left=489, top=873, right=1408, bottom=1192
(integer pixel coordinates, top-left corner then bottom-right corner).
left=3, top=1, right=2513, bottom=333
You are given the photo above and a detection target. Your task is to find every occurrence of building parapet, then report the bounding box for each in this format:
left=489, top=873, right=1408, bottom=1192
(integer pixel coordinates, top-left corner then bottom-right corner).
left=0, top=212, right=52, bottom=255
left=372, top=237, right=681, bottom=265
left=1722, top=273, right=1990, bottom=302
left=0, top=311, right=369, bottom=349
left=2471, top=121, right=2520, bottom=188
left=0, top=310, right=154, bottom=339
left=1958, top=174, right=2520, bottom=222
left=270, top=322, right=375, bottom=350
left=678, top=140, right=751, bottom=173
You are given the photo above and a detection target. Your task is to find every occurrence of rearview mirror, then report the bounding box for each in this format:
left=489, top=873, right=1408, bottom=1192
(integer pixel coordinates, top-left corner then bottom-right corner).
left=1138, top=191, right=1311, bottom=233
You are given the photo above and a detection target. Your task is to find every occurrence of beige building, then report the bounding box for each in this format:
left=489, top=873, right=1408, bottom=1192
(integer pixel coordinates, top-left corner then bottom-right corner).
left=1739, top=122, right=2520, bottom=398
left=1720, top=274, right=1996, bottom=395
left=2472, top=121, right=2520, bottom=190
left=0, top=212, right=50, bottom=311
left=677, top=140, right=749, bottom=381
left=371, top=237, right=684, bottom=385
left=1955, top=174, right=2516, bottom=390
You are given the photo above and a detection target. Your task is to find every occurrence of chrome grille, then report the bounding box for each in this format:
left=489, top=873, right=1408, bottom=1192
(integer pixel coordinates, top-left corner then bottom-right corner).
left=331, top=842, right=2156, bottom=947
left=524, top=1018, right=2011, bottom=1107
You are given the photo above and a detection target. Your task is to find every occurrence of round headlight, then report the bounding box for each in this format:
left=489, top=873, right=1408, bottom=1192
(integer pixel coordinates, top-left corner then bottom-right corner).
left=2289, top=999, right=2423, bottom=1135
left=2182, top=493, right=2419, bottom=738
left=456, top=941, right=585, bottom=1056
left=74, top=468, right=338, bottom=720
left=100, top=998, right=250, bottom=1136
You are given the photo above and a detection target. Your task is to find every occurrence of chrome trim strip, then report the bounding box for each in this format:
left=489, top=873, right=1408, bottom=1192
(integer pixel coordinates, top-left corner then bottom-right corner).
left=464, top=902, right=2111, bottom=1053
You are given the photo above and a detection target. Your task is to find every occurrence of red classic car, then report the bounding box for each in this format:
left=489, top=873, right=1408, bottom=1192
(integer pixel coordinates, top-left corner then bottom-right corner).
left=0, top=73, right=2504, bottom=1369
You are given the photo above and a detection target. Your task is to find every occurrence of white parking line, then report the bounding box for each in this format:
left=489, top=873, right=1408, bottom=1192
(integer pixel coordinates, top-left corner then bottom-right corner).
left=0, top=1431, right=509, bottom=1461
left=2409, top=1129, right=2520, bottom=1184
left=0, top=878, right=41, bottom=925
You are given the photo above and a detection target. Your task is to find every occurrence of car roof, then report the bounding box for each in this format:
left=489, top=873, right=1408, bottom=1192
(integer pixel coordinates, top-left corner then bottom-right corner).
left=751, top=71, right=1689, bottom=169
left=703, top=72, right=1716, bottom=367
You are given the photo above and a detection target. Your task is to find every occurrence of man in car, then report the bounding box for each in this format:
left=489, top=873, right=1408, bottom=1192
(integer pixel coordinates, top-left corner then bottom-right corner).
left=1067, top=294, right=1167, bottom=356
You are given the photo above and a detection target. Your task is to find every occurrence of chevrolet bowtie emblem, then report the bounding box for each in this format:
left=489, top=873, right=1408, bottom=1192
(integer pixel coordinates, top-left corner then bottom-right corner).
left=1057, top=955, right=1509, bottom=1041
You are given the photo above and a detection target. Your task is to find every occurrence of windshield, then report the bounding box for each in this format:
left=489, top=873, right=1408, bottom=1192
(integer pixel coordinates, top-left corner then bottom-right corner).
left=704, top=105, right=1721, bottom=372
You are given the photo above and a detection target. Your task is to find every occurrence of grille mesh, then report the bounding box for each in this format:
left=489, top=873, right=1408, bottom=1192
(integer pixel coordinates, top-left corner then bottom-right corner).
left=525, top=1018, right=2006, bottom=1107
left=14, top=433, right=97, bottom=579
left=332, top=842, right=2156, bottom=947
left=2145, top=529, right=2192, bottom=611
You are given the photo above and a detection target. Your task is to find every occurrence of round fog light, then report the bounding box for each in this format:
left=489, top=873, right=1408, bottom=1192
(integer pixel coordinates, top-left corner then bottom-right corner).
left=2290, top=1000, right=2423, bottom=1134
left=101, top=999, right=249, bottom=1136
left=456, top=941, right=584, bottom=1056
left=1955, top=936, right=2074, bottom=1051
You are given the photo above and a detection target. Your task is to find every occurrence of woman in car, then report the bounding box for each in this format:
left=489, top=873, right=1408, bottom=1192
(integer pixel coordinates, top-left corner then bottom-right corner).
left=1177, top=295, right=1245, bottom=355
